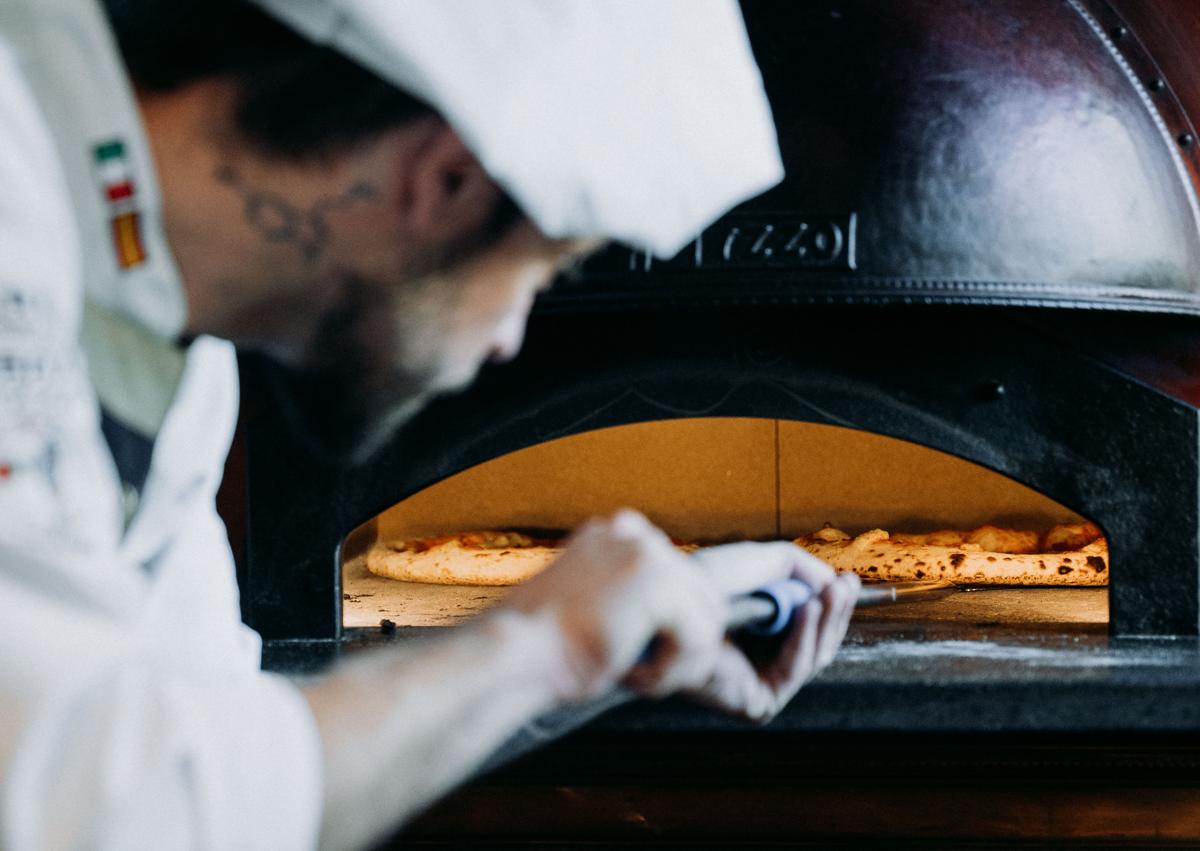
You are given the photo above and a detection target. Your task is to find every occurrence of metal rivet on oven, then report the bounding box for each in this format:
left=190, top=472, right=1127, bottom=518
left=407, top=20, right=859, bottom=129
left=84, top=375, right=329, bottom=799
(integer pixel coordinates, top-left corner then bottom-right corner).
left=1111, top=25, right=1128, bottom=40
left=1179, top=132, right=1196, bottom=149
left=1148, top=78, right=1166, bottom=93
left=977, top=380, right=1006, bottom=401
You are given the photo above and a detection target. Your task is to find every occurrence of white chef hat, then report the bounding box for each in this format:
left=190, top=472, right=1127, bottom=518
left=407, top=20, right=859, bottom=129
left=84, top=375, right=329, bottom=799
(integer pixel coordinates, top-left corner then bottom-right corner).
left=248, top=0, right=783, bottom=258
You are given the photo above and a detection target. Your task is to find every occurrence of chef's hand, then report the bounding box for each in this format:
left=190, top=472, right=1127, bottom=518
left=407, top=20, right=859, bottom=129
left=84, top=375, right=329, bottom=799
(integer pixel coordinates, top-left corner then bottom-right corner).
left=501, top=510, right=858, bottom=723
left=677, top=540, right=859, bottom=723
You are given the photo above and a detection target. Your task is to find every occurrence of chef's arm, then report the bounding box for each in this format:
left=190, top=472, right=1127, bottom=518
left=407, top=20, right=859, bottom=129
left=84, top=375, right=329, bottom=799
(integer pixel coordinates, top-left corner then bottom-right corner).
left=305, top=511, right=858, bottom=851
left=0, top=545, right=325, bottom=851
left=303, top=609, right=562, bottom=851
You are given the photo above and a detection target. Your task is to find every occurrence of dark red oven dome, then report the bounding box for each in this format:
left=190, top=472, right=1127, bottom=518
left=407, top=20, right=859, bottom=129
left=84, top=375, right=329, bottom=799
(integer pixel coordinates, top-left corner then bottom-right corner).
left=557, top=0, right=1200, bottom=315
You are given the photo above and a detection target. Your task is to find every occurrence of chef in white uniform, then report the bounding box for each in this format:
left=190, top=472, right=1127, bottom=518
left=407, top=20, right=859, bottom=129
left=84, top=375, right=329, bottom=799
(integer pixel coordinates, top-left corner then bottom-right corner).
left=0, top=1, right=860, bottom=849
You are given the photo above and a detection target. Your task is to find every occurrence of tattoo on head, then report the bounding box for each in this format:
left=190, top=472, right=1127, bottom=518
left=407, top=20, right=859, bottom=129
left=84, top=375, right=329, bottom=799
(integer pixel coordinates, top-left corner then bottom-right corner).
left=215, top=165, right=379, bottom=264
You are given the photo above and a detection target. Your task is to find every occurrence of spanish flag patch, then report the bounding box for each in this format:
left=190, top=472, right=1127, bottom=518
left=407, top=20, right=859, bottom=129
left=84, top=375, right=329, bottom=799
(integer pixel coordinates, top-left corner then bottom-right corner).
left=110, top=212, right=147, bottom=269
left=93, top=138, right=147, bottom=269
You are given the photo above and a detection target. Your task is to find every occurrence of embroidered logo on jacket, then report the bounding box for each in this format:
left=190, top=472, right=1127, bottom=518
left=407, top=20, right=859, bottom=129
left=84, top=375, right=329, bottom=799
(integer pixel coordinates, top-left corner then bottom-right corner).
left=93, top=139, right=147, bottom=270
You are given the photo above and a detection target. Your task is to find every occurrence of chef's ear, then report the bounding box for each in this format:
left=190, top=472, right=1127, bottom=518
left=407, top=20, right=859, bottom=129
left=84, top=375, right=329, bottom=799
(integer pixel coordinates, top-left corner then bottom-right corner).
left=401, top=121, right=501, bottom=241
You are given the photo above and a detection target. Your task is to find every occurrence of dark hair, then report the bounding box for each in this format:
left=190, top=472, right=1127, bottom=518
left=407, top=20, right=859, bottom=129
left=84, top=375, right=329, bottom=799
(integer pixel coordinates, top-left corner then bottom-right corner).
left=102, top=0, right=436, bottom=160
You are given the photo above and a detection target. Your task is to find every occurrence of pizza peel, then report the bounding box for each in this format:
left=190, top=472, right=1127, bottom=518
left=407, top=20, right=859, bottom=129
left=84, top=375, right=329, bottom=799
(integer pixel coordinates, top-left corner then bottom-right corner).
left=482, top=577, right=960, bottom=775
left=725, top=578, right=958, bottom=635
left=634, top=578, right=960, bottom=661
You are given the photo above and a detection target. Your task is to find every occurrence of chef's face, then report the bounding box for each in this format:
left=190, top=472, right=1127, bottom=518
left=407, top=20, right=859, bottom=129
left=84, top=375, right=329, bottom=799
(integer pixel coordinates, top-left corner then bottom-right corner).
left=165, top=107, right=600, bottom=462
left=381, top=223, right=597, bottom=395
left=268, top=215, right=599, bottom=464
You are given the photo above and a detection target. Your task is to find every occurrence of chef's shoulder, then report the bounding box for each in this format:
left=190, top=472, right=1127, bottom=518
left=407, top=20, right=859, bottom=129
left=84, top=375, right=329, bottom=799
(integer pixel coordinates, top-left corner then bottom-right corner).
left=0, top=34, right=90, bottom=501
left=0, top=35, right=84, bottom=332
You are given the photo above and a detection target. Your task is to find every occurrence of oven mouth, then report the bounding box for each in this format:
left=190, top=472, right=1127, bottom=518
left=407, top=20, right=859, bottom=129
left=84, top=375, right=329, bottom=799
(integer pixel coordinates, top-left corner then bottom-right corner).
left=341, top=418, right=1108, bottom=636
left=241, top=307, right=1198, bottom=643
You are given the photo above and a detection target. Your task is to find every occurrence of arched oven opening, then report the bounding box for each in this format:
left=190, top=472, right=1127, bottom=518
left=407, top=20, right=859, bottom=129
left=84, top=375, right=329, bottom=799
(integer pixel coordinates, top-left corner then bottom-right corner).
left=243, top=307, right=1198, bottom=644
left=343, top=417, right=1107, bottom=635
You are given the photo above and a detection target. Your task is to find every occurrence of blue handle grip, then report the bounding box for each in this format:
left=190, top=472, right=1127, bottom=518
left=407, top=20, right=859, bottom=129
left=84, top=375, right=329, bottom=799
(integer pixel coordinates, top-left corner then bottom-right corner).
left=637, top=578, right=814, bottom=663
left=738, top=579, right=815, bottom=636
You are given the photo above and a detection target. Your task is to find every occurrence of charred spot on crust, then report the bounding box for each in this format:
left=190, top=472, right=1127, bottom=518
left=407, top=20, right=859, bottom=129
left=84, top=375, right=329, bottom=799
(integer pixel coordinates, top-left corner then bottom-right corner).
left=915, top=569, right=926, bottom=578
left=986, top=556, right=997, bottom=562
left=1039, top=560, right=1047, bottom=569
left=915, top=561, right=926, bottom=567
left=949, top=553, right=965, bottom=567
left=1087, top=556, right=1107, bottom=573
left=894, top=558, right=903, bottom=563
left=867, top=566, right=878, bottom=573
left=1058, top=565, right=1073, bottom=575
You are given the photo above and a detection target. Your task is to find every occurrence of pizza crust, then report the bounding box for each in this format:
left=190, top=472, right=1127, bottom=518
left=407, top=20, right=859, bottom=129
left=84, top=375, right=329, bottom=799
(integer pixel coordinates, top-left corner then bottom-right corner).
left=367, top=538, right=563, bottom=586
left=367, top=523, right=1109, bottom=587
left=794, top=524, right=1108, bottom=586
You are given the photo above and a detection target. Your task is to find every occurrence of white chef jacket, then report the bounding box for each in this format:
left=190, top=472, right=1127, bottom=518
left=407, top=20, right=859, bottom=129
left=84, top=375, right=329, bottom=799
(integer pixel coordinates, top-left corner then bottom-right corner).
left=0, top=1, right=324, bottom=848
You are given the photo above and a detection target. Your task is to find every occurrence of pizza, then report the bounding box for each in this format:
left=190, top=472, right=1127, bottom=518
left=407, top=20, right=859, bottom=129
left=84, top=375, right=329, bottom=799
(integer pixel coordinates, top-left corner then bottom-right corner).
left=794, top=522, right=1108, bottom=586
left=367, top=523, right=1108, bottom=587
left=366, top=530, right=705, bottom=586
left=366, top=530, right=565, bottom=586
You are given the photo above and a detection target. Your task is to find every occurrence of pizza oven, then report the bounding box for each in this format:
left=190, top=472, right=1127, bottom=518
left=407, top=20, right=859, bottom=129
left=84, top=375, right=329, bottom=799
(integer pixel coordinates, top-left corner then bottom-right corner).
left=224, top=0, right=1200, bottom=846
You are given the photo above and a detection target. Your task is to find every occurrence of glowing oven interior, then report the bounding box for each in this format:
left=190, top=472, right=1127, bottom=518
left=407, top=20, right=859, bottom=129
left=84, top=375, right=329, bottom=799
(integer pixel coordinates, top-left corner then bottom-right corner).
left=340, top=418, right=1106, bottom=631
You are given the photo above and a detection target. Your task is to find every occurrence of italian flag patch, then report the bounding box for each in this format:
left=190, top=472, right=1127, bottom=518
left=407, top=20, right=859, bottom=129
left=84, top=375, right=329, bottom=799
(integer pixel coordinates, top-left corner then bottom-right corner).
left=93, top=138, right=147, bottom=269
